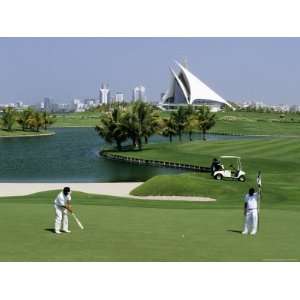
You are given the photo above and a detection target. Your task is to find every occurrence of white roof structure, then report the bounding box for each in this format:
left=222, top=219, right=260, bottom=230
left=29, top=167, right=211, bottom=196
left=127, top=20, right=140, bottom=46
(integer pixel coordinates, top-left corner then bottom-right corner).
left=161, top=62, right=234, bottom=110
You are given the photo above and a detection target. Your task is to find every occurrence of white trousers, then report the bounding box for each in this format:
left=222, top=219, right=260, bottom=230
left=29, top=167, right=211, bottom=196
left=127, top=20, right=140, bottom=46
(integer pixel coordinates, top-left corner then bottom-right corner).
left=54, top=206, right=69, bottom=232
left=243, top=209, right=258, bottom=234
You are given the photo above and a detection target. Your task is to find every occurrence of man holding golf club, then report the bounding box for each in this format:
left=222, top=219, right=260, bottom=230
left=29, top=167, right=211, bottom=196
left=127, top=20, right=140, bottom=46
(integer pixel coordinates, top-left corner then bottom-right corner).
left=242, top=187, right=259, bottom=235
left=54, top=186, right=72, bottom=234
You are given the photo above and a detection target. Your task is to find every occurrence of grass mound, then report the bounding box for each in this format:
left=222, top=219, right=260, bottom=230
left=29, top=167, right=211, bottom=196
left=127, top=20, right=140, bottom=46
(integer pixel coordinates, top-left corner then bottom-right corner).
left=131, top=173, right=244, bottom=200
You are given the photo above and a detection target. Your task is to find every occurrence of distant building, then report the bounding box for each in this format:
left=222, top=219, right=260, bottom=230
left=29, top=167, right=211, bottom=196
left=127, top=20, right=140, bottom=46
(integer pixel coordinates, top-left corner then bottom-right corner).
left=15, top=101, right=23, bottom=108
left=84, top=98, right=96, bottom=107
left=43, top=97, right=53, bottom=112
left=14, top=101, right=29, bottom=111
left=160, top=61, right=234, bottom=111
left=132, top=85, right=146, bottom=101
left=99, top=83, right=111, bottom=104
left=57, top=103, right=70, bottom=112
left=255, top=101, right=267, bottom=109
left=115, top=92, right=124, bottom=103
left=271, top=104, right=290, bottom=112
left=72, top=99, right=85, bottom=112
left=290, top=105, right=300, bottom=112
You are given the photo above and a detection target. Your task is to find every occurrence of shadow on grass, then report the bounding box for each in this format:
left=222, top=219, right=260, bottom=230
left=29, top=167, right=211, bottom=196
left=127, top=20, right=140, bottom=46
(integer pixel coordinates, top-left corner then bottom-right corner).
left=44, top=228, right=56, bottom=234
left=227, top=229, right=242, bottom=234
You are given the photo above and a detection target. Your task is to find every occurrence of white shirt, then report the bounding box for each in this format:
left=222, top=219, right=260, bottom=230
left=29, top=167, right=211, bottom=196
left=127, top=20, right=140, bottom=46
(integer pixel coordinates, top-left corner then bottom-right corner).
left=54, top=191, right=71, bottom=207
left=244, top=193, right=258, bottom=210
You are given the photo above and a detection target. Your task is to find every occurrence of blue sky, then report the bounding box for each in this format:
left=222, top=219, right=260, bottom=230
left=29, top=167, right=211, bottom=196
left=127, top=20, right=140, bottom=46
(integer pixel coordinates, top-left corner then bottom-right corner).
left=0, top=37, right=300, bottom=105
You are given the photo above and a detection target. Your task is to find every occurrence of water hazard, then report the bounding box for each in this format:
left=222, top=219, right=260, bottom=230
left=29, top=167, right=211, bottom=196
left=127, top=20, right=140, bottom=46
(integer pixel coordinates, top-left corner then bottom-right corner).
left=0, top=128, right=260, bottom=182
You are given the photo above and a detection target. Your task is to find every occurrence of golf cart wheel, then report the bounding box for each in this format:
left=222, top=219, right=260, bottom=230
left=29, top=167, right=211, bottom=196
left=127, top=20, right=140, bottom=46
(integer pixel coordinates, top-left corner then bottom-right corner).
left=215, top=174, right=223, bottom=180
left=239, top=175, right=246, bottom=182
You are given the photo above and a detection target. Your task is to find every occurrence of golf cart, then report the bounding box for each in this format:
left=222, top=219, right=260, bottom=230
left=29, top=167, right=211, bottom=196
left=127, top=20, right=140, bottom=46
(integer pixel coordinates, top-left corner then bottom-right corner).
left=213, top=156, right=246, bottom=182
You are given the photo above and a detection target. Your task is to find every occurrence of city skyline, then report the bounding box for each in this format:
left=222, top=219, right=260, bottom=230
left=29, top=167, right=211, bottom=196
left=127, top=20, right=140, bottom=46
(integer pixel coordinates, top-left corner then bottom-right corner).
left=1, top=38, right=300, bottom=105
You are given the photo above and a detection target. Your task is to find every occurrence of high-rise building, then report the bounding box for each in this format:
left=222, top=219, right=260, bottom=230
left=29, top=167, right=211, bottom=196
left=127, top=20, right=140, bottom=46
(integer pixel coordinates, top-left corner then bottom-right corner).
left=43, top=97, right=52, bottom=112
left=72, top=99, right=85, bottom=112
left=84, top=98, right=96, bottom=107
left=99, top=83, right=111, bottom=104
left=15, top=101, right=23, bottom=108
left=115, top=92, right=124, bottom=103
left=132, top=85, right=146, bottom=102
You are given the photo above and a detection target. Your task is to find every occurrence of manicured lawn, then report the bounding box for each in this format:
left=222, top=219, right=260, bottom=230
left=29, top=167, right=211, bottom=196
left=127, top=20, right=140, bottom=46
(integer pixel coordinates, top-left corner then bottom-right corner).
left=53, top=112, right=99, bottom=127
left=0, top=190, right=300, bottom=261
left=110, top=138, right=300, bottom=173
left=49, top=111, right=300, bottom=136
left=117, top=138, right=300, bottom=203
left=212, top=111, right=300, bottom=136
left=158, top=110, right=300, bottom=136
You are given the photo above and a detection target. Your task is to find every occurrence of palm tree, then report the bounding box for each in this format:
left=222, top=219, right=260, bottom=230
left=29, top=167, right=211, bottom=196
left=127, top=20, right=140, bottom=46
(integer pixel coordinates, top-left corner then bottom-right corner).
left=27, top=111, right=43, bottom=132
left=132, top=101, right=161, bottom=146
left=185, top=114, right=198, bottom=141
left=17, top=108, right=34, bottom=131
left=143, top=108, right=161, bottom=144
left=171, top=106, right=188, bottom=141
left=161, top=116, right=177, bottom=143
left=41, top=111, right=55, bottom=130
left=120, top=106, right=140, bottom=149
left=196, top=105, right=216, bottom=140
left=1, top=107, right=17, bottom=131
left=95, top=107, right=127, bottom=151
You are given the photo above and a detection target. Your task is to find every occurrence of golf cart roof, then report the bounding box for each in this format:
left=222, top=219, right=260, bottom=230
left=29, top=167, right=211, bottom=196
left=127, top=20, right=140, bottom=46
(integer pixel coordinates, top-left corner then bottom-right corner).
left=220, top=156, right=241, bottom=159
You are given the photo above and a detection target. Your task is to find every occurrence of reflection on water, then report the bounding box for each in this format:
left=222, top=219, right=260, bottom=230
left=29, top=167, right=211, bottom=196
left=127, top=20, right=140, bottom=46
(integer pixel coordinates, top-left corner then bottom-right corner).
left=0, top=128, right=260, bottom=182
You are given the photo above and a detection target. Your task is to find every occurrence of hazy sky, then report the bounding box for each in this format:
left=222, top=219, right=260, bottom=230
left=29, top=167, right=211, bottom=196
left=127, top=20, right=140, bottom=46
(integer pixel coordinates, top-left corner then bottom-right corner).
left=0, top=37, right=300, bottom=105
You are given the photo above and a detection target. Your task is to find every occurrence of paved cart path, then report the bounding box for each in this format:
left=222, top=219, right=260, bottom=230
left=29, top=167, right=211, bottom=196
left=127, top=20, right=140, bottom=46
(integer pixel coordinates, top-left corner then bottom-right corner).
left=0, top=182, right=216, bottom=202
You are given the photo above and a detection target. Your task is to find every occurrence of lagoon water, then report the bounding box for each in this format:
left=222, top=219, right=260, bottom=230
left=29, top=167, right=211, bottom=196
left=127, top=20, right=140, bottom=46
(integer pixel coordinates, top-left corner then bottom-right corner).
left=0, top=128, right=257, bottom=182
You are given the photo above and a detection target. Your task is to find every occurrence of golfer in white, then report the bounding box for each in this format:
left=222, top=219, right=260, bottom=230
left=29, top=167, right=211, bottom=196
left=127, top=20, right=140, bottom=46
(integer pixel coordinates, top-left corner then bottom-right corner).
left=54, top=187, right=72, bottom=234
left=242, top=187, right=258, bottom=235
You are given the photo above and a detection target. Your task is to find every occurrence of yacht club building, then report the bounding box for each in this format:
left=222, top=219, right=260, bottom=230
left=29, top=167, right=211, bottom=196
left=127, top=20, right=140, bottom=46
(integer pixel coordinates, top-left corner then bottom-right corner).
left=160, top=62, right=234, bottom=111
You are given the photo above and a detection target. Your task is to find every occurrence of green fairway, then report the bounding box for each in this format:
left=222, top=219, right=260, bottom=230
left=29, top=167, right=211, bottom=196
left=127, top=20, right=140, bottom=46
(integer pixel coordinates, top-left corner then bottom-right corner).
left=119, top=138, right=300, bottom=204
left=105, top=137, right=300, bottom=261
left=0, top=190, right=300, bottom=261
left=48, top=111, right=300, bottom=136
left=110, top=137, right=300, bottom=175
left=212, top=111, right=300, bottom=136
left=53, top=112, right=99, bottom=127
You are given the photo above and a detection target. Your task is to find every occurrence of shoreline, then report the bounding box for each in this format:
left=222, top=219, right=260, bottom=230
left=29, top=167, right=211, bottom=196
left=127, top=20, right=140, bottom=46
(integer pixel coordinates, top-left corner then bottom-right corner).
left=0, top=131, right=56, bottom=138
left=0, top=182, right=215, bottom=202
left=48, top=127, right=300, bottom=138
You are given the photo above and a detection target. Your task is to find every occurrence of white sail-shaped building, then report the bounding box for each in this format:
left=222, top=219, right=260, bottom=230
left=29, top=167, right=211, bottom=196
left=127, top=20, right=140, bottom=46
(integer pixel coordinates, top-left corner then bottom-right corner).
left=160, top=62, right=234, bottom=111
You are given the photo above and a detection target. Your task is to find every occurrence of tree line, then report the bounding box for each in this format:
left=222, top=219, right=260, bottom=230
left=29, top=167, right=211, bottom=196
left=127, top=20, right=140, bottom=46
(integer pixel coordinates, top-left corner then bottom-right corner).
left=95, top=101, right=216, bottom=151
left=0, top=107, right=55, bottom=132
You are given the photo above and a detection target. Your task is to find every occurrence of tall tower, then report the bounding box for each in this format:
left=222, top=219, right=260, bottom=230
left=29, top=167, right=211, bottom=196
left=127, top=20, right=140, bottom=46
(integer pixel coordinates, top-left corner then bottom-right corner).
left=99, top=83, right=110, bottom=104
left=132, top=85, right=146, bottom=101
